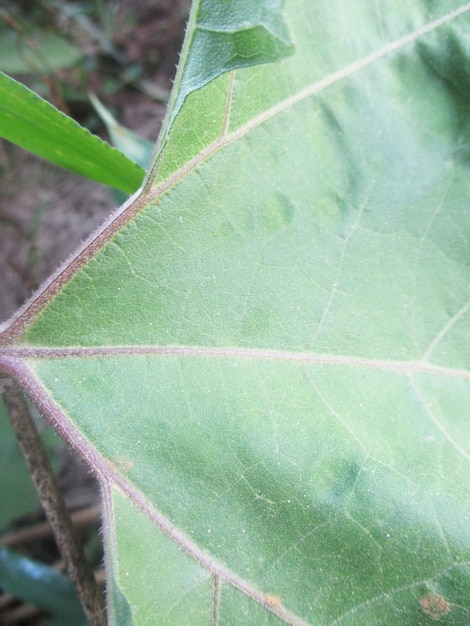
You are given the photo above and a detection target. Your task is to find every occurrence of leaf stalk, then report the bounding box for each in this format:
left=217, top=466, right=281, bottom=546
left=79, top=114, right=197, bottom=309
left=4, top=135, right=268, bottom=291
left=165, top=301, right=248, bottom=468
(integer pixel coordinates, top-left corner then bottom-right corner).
left=0, top=376, right=106, bottom=626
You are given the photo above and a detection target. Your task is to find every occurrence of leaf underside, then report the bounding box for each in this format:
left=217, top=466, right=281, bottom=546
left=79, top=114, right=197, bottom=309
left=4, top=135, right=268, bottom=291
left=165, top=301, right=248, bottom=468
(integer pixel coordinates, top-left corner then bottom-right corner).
left=1, top=1, right=470, bottom=625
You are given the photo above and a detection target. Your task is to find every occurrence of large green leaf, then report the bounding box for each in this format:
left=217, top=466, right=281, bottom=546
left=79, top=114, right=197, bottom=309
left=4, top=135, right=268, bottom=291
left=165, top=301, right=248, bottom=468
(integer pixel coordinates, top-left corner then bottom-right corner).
left=1, top=1, right=470, bottom=624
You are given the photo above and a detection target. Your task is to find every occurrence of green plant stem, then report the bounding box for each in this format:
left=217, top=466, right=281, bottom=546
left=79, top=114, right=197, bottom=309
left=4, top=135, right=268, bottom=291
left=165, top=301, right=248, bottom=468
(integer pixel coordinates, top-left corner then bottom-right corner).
left=0, top=376, right=106, bottom=626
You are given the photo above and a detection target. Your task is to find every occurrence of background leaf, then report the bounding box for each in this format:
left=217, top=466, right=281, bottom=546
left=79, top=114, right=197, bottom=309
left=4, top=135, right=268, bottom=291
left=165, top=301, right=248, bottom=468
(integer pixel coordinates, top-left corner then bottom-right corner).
left=1, top=1, right=470, bottom=625
left=89, top=93, right=154, bottom=170
left=0, top=398, right=63, bottom=527
left=0, top=29, right=84, bottom=74
left=0, top=546, right=86, bottom=625
left=0, top=72, right=145, bottom=193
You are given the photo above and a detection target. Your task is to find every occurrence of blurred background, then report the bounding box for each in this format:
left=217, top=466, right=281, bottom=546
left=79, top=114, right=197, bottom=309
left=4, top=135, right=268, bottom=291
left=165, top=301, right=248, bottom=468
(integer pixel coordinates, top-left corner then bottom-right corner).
left=0, top=0, right=189, bottom=320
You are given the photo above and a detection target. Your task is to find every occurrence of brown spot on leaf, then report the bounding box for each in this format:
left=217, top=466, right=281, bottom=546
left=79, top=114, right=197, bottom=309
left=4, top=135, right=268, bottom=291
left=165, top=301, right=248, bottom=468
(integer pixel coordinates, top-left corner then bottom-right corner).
left=265, top=594, right=282, bottom=609
left=420, top=593, right=450, bottom=620
left=109, top=456, right=134, bottom=473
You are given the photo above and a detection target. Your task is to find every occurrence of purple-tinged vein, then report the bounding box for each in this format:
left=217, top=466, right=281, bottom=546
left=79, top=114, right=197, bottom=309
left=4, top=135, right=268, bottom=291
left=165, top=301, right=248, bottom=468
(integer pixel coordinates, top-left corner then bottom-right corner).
left=0, top=345, right=468, bottom=379
left=9, top=359, right=311, bottom=626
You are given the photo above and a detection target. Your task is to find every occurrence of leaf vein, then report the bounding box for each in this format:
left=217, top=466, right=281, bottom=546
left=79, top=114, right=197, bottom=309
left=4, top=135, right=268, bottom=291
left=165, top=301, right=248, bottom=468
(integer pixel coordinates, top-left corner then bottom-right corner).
left=2, top=346, right=469, bottom=380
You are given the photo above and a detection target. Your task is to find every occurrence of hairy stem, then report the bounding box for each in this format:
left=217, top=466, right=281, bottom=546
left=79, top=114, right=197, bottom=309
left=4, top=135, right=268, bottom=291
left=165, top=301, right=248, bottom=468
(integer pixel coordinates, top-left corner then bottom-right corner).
left=0, top=376, right=106, bottom=626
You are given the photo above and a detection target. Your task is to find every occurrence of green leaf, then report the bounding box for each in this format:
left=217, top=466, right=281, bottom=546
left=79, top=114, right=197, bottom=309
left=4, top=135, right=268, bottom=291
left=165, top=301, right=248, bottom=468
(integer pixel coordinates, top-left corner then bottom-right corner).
left=1, top=1, right=470, bottom=625
left=154, top=0, right=294, bottom=170
left=89, top=93, right=154, bottom=170
left=0, top=29, right=84, bottom=74
left=0, top=547, right=86, bottom=625
left=0, top=398, right=63, bottom=527
left=0, top=72, right=145, bottom=193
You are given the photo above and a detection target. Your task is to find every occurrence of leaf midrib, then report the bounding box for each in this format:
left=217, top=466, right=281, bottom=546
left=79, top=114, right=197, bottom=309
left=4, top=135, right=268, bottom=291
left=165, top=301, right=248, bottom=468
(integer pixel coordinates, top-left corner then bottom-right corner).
left=1, top=345, right=468, bottom=380
left=4, top=359, right=311, bottom=626
left=102, top=479, right=313, bottom=626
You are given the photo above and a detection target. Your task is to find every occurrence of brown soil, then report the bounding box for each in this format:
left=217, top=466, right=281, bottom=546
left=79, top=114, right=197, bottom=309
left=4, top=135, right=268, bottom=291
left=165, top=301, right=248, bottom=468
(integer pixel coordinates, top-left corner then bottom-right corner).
left=0, top=0, right=189, bottom=321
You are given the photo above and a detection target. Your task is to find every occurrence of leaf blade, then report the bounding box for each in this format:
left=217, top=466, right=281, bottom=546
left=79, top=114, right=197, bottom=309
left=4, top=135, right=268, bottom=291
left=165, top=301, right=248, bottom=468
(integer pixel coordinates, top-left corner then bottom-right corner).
left=2, top=1, right=470, bottom=624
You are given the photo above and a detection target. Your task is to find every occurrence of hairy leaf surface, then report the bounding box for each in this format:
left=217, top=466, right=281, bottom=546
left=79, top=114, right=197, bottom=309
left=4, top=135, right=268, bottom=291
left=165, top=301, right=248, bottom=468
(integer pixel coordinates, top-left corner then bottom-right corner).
left=1, top=1, right=469, bottom=624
